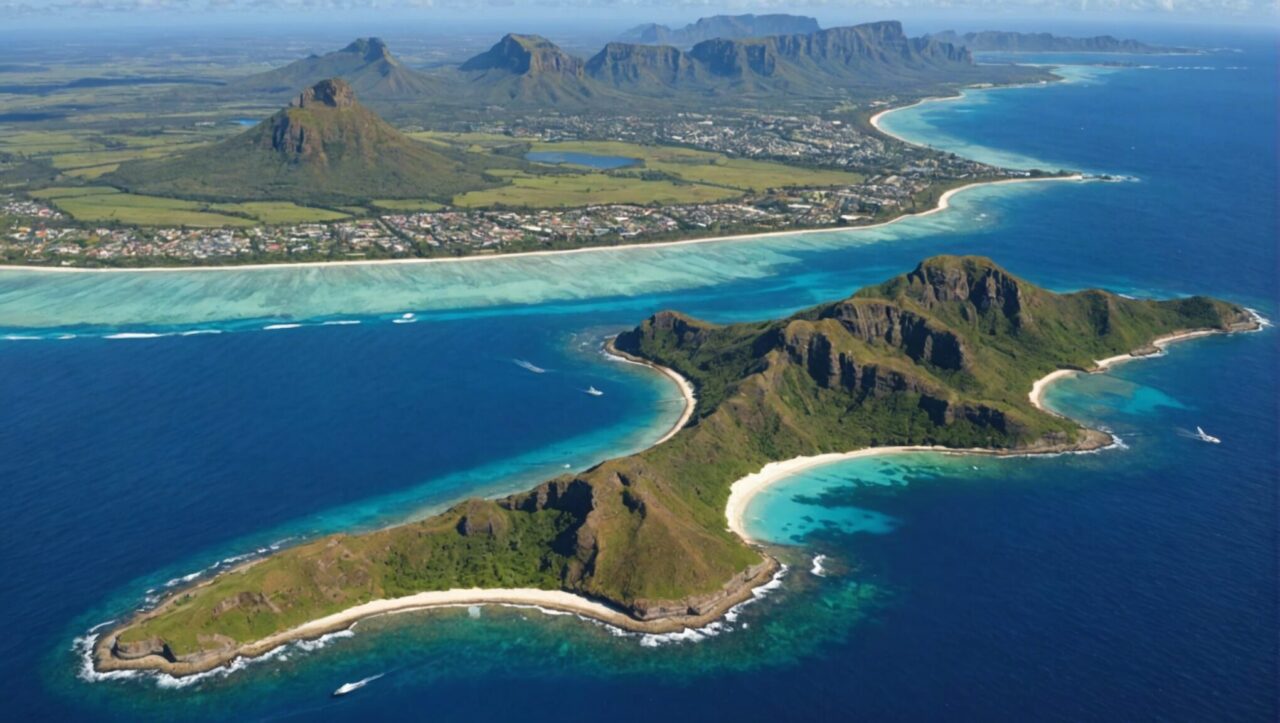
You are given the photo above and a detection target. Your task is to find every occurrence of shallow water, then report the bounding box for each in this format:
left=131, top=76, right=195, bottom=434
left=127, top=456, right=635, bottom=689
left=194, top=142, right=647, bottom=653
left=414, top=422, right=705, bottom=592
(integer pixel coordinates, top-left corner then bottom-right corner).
left=0, top=30, right=1275, bottom=722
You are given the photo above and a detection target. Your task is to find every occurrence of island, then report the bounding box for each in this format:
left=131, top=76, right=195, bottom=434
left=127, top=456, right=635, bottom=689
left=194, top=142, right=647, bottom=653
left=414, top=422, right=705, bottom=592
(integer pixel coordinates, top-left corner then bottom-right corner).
left=90, top=255, right=1259, bottom=677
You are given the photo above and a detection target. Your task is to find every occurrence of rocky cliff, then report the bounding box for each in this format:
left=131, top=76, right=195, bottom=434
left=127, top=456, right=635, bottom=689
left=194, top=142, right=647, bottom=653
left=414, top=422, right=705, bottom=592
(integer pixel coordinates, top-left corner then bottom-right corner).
left=98, top=256, right=1255, bottom=672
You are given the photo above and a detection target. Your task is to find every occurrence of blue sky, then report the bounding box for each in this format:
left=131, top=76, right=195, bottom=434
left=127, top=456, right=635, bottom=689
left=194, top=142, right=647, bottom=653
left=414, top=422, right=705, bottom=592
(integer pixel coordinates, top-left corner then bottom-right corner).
left=4, top=0, right=1276, bottom=17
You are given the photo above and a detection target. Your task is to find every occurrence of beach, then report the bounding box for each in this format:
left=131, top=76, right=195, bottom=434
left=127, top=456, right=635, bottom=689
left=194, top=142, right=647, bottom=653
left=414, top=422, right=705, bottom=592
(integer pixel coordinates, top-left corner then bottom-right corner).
left=0, top=176, right=1083, bottom=277
left=728, top=323, right=1260, bottom=545
left=603, top=338, right=696, bottom=446
left=93, top=572, right=783, bottom=678
left=1029, top=328, right=1240, bottom=412
left=92, top=340, right=723, bottom=679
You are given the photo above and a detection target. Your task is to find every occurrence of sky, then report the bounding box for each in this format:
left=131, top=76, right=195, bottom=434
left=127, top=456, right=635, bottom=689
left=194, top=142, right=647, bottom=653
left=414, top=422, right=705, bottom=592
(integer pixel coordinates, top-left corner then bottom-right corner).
left=3, top=0, right=1276, bottom=19
left=0, top=0, right=1275, bottom=39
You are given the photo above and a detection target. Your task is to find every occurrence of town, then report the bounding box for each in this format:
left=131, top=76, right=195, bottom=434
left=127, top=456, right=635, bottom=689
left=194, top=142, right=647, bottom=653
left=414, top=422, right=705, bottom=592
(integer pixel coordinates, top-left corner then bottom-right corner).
left=1, top=112, right=1041, bottom=267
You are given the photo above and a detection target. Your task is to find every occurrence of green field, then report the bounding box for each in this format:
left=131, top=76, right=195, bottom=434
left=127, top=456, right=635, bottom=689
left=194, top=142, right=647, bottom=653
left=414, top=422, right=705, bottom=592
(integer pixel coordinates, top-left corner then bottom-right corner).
left=0, top=128, right=228, bottom=175
left=530, top=140, right=865, bottom=191
left=371, top=199, right=447, bottom=212
left=453, top=171, right=739, bottom=208
left=208, top=201, right=349, bottom=224
left=8, top=130, right=865, bottom=223
left=31, top=187, right=350, bottom=227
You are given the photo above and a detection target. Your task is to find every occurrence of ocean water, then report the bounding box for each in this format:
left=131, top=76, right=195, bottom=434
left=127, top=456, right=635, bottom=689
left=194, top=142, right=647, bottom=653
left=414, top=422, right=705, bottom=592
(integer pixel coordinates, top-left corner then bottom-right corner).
left=0, top=30, right=1275, bottom=722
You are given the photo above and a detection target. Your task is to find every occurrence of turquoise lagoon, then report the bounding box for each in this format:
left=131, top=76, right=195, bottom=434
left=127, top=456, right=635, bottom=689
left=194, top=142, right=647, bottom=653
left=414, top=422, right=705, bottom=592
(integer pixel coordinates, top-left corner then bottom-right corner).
left=0, top=30, right=1275, bottom=723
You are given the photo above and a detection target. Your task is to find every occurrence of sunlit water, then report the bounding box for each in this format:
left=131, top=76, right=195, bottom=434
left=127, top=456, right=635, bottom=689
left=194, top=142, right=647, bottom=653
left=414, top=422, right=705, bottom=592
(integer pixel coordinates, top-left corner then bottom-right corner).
left=0, top=30, right=1275, bottom=722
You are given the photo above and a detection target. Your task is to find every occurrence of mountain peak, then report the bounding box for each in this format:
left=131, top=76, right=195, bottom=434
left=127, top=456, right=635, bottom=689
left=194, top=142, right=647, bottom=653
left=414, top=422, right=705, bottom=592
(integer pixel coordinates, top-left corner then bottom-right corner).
left=341, top=37, right=392, bottom=62
left=290, top=78, right=356, bottom=109
left=460, top=33, right=583, bottom=75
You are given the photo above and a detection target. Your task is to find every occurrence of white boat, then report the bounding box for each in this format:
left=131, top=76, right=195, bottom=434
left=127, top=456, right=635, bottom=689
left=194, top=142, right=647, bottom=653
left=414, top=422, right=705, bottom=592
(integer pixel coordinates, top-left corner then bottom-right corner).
left=332, top=673, right=383, bottom=697
left=1195, top=426, right=1221, bottom=444
left=585, top=386, right=604, bottom=396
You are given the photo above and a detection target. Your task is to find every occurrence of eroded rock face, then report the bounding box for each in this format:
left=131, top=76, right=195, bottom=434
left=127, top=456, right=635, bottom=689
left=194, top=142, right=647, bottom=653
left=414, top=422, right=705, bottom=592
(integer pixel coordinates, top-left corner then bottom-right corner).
left=456, top=499, right=512, bottom=538
left=460, top=34, right=584, bottom=76
left=905, top=259, right=1025, bottom=324
left=291, top=78, right=356, bottom=109
left=615, top=310, right=709, bottom=353
left=629, top=559, right=775, bottom=620
left=113, top=636, right=176, bottom=662
left=815, top=302, right=968, bottom=370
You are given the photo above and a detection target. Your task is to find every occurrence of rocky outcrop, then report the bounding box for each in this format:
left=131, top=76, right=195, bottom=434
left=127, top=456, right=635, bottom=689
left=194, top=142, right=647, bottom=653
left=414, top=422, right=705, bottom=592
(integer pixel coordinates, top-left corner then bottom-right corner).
left=903, top=256, right=1024, bottom=321
left=584, top=43, right=702, bottom=88
left=619, top=13, right=820, bottom=47
left=688, top=21, right=970, bottom=81
left=112, top=636, right=176, bottom=662
left=813, top=302, right=968, bottom=370
left=629, top=559, right=777, bottom=620
left=290, top=77, right=355, bottom=109
left=615, top=310, right=710, bottom=354
left=460, top=34, right=584, bottom=76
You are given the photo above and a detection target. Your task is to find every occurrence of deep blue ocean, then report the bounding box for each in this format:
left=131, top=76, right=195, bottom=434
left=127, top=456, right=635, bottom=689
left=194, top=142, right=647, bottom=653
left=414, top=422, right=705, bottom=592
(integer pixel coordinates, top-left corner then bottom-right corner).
left=0, top=26, right=1275, bottom=722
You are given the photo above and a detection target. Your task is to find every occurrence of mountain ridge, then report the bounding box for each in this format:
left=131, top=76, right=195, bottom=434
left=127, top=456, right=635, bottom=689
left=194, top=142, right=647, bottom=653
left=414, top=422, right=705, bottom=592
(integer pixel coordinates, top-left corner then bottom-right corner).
left=95, top=256, right=1257, bottom=676
left=234, top=37, right=441, bottom=100
left=926, top=30, right=1191, bottom=54
left=619, top=13, right=821, bottom=47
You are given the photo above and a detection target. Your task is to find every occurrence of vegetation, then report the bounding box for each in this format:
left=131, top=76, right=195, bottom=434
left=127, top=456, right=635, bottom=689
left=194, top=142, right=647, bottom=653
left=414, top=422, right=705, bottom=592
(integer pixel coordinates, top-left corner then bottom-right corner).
left=106, top=79, right=507, bottom=206
left=453, top=170, right=739, bottom=208
left=30, top=186, right=351, bottom=226
left=112, top=256, right=1254, bottom=660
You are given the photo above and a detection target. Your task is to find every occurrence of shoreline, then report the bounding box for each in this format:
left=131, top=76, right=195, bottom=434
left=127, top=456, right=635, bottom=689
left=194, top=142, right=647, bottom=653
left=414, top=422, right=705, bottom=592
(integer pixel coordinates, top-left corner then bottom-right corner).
left=727, top=321, right=1261, bottom=544
left=602, top=338, right=696, bottom=446
left=1028, top=327, right=1237, bottom=412
left=2, top=177, right=1082, bottom=277
left=93, top=564, right=784, bottom=679
left=93, top=339, right=715, bottom=679
left=869, top=72, right=1068, bottom=147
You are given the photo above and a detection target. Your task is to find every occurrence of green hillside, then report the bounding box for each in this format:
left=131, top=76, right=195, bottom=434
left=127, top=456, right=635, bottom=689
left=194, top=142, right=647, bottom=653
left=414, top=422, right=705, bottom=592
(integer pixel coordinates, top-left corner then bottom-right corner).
left=103, top=257, right=1256, bottom=665
left=106, top=78, right=501, bottom=205
left=234, top=38, right=442, bottom=100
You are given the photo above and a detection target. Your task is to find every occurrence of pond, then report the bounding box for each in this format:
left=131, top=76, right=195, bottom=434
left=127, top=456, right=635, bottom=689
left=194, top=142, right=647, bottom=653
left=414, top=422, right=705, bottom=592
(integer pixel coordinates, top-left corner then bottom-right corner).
left=525, top=150, right=640, bottom=170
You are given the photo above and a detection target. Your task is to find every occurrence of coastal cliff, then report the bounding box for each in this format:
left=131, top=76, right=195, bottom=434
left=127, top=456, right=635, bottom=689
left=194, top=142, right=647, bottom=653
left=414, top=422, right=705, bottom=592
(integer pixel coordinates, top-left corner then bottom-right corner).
left=95, top=256, right=1257, bottom=676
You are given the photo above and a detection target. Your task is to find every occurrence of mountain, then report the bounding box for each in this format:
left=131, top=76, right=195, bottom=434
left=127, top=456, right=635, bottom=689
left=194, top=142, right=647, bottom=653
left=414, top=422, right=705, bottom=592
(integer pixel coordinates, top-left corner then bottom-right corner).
left=583, top=43, right=705, bottom=95
left=453, top=33, right=604, bottom=106
left=108, top=79, right=497, bottom=204
left=926, top=30, right=1190, bottom=54
left=587, top=22, right=1016, bottom=98
left=234, top=37, right=441, bottom=100
left=619, top=14, right=821, bottom=47
left=97, top=256, right=1256, bottom=673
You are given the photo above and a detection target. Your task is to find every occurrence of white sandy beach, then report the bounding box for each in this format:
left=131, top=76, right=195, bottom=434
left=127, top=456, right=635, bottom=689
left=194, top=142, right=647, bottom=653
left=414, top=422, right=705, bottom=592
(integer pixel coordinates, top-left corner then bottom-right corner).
left=1029, top=328, right=1227, bottom=412
left=2, top=176, right=1082, bottom=276
left=728, top=325, right=1249, bottom=544
left=604, top=341, right=697, bottom=446
left=269, top=588, right=630, bottom=645
left=725, top=447, right=953, bottom=543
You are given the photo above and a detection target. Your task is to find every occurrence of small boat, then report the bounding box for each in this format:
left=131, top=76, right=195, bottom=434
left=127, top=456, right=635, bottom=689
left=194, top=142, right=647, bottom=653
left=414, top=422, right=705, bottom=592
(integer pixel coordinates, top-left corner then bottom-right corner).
left=585, top=386, right=604, bottom=396
left=332, top=673, right=383, bottom=697
left=1195, top=426, right=1221, bottom=444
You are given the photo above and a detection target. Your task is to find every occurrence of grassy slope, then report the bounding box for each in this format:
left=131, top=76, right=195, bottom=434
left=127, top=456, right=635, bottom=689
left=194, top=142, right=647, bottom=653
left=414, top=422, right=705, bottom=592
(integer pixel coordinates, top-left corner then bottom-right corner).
left=106, top=102, right=504, bottom=206
left=116, top=256, right=1252, bottom=657
left=31, top=187, right=350, bottom=226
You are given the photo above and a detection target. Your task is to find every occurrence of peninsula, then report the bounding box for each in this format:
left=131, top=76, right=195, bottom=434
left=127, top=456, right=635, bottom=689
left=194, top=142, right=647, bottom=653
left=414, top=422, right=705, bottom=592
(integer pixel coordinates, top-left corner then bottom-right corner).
left=93, top=256, right=1258, bottom=677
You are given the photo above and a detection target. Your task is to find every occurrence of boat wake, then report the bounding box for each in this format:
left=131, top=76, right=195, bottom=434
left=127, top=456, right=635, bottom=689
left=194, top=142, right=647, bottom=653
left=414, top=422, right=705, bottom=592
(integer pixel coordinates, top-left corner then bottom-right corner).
left=513, top=359, right=547, bottom=374
left=333, top=672, right=383, bottom=697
